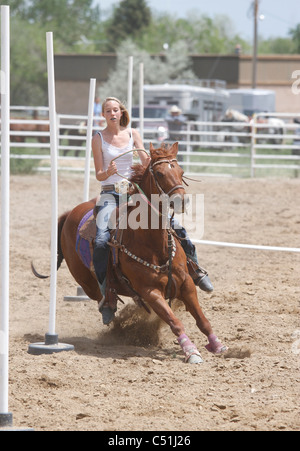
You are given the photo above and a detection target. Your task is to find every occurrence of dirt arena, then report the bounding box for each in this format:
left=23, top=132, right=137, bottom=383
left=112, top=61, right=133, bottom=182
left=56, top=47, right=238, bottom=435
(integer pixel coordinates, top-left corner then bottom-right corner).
left=5, top=173, right=300, bottom=431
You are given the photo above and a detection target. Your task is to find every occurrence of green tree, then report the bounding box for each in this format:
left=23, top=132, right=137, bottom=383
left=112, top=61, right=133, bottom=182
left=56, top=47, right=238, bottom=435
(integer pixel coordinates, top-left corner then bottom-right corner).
left=258, top=37, right=295, bottom=54
left=10, top=17, right=48, bottom=105
left=289, top=24, right=300, bottom=53
left=8, top=0, right=105, bottom=105
left=99, top=40, right=196, bottom=104
left=105, top=0, right=152, bottom=51
left=9, top=0, right=101, bottom=50
left=137, top=12, right=250, bottom=54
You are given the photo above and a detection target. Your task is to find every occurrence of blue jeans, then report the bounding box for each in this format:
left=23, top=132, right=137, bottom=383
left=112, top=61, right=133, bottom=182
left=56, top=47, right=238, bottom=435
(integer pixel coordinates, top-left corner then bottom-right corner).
left=171, top=217, right=198, bottom=264
left=93, top=192, right=198, bottom=285
left=93, top=190, right=121, bottom=285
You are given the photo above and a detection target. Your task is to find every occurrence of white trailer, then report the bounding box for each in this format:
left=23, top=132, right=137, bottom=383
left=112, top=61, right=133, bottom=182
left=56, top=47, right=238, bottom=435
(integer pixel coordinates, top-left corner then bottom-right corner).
left=228, top=89, right=276, bottom=117
left=143, top=83, right=230, bottom=122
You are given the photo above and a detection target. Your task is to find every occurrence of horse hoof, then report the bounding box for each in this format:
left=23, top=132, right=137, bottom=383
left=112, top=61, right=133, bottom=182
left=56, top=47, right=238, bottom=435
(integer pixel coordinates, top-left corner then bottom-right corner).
left=205, top=334, right=228, bottom=354
left=101, top=306, right=115, bottom=326
left=187, top=353, right=204, bottom=364
left=205, top=343, right=228, bottom=354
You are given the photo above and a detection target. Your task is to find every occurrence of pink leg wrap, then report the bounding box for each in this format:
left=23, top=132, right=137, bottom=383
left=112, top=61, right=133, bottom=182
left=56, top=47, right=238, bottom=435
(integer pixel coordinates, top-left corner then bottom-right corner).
left=205, top=334, right=228, bottom=354
left=178, top=334, right=202, bottom=362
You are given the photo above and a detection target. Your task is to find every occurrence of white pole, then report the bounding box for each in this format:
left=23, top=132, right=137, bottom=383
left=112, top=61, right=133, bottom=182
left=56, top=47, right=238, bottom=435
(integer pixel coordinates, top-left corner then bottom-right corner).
left=28, top=33, right=74, bottom=354
left=139, top=63, right=144, bottom=141
left=46, top=32, right=58, bottom=337
left=127, top=56, right=133, bottom=127
left=63, top=80, right=95, bottom=302
left=0, top=5, right=11, bottom=420
left=192, top=239, right=300, bottom=253
left=83, top=78, right=96, bottom=202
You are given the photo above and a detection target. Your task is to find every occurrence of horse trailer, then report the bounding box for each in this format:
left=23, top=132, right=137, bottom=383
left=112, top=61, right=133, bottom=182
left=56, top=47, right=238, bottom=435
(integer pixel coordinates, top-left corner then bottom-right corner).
left=143, top=83, right=230, bottom=122
left=227, top=89, right=276, bottom=117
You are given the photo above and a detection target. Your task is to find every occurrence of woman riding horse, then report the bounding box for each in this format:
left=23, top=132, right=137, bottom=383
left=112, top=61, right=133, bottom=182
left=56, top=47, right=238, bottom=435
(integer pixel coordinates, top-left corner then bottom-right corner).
left=32, top=121, right=228, bottom=363
left=92, top=97, right=214, bottom=325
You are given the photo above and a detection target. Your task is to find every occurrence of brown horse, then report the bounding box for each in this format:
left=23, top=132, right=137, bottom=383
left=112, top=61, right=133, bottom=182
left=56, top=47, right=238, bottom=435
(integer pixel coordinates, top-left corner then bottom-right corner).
left=10, top=111, right=49, bottom=144
left=33, top=142, right=227, bottom=363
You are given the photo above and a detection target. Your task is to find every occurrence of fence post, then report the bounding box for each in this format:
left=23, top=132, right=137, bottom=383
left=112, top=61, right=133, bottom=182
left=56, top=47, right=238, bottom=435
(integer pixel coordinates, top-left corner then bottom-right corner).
left=186, top=122, right=191, bottom=172
left=251, top=113, right=257, bottom=177
left=127, top=56, right=133, bottom=127
left=139, top=63, right=144, bottom=142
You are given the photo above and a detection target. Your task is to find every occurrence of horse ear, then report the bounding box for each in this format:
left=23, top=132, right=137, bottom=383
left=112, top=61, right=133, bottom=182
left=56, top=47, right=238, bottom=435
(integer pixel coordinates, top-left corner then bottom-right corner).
left=170, top=142, right=179, bottom=157
left=149, top=142, right=156, bottom=158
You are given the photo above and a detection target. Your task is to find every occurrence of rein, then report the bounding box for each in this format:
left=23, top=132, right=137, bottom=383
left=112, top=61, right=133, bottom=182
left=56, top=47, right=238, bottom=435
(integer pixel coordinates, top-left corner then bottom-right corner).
left=111, top=148, right=149, bottom=182
left=182, top=175, right=202, bottom=185
left=111, top=148, right=201, bottom=188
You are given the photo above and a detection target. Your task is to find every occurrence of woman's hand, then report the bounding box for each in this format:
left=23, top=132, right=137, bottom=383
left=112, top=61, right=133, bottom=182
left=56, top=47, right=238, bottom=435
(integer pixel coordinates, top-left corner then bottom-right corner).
left=106, top=161, right=118, bottom=177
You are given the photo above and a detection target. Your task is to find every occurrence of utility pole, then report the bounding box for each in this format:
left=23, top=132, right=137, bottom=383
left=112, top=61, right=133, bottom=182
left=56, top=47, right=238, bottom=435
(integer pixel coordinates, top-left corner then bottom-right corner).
left=252, top=0, right=259, bottom=89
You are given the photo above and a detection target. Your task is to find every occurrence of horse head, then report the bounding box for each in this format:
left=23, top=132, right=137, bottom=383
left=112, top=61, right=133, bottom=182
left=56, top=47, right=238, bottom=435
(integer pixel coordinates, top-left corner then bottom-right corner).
left=149, top=142, right=187, bottom=214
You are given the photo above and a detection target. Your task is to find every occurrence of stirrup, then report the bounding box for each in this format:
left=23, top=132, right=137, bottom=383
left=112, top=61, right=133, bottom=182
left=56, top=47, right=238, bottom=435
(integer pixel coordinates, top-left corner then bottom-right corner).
left=187, top=259, right=214, bottom=293
left=196, top=273, right=214, bottom=293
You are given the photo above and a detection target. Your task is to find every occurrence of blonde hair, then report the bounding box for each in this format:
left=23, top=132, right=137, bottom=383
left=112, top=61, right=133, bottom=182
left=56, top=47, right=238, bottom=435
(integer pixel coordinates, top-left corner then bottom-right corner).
left=102, top=97, right=130, bottom=127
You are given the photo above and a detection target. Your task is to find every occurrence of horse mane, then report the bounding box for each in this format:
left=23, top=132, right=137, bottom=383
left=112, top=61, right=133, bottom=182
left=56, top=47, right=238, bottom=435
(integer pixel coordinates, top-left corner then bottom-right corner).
left=130, top=163, right=147, bottom=186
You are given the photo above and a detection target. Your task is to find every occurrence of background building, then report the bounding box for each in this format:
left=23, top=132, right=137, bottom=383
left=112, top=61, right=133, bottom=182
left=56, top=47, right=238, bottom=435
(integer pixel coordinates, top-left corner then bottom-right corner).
left=54, top=53, right=300, bottom=115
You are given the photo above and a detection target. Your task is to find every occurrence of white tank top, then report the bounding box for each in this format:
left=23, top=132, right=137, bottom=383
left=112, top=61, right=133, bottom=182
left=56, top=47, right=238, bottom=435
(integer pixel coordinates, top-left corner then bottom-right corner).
left=98, top=130, right=134, bottom=185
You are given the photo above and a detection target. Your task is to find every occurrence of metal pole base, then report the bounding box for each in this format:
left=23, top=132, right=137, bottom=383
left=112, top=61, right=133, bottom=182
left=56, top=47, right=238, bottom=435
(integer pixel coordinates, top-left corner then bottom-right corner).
left=27, top=333, right=74, bottom=355
left=0, top=413, right=13, bottom=428
left=64, top=286, right=91, bottom=302
left=0, top=413, right=34, bottom=431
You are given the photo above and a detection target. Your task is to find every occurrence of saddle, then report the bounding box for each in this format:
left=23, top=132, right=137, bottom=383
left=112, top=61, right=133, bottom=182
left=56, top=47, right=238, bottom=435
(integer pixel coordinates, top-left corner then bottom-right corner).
left=76, top=208, right=149, bottom=313
left=76, top=209, right=96, bottom=272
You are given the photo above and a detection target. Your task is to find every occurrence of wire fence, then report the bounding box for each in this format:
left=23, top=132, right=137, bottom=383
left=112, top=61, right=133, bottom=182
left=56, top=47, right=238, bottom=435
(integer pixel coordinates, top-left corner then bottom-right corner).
left=1, top=106, right=300, bottom=178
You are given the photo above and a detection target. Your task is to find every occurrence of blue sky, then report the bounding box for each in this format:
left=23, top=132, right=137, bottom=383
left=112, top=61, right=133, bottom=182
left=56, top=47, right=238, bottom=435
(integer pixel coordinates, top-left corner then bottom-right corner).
left=95, top=0, right=300, bottom=40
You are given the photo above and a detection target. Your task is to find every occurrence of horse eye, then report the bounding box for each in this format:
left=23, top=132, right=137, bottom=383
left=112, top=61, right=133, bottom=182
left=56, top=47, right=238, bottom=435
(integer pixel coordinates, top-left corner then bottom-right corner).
left=156, top=171, right=163, bottom=178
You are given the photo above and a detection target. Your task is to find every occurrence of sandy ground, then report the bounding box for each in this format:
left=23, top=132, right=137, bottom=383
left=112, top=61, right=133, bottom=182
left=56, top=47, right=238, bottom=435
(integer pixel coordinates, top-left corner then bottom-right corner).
left=3, top=173, right=300, bottom=431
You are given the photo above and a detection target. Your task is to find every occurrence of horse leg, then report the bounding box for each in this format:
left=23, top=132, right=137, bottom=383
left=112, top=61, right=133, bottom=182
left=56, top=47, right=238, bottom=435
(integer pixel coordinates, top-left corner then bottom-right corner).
left=180, top=279, right=228, bottom=355
left=142, top=289, right=203, bottom=364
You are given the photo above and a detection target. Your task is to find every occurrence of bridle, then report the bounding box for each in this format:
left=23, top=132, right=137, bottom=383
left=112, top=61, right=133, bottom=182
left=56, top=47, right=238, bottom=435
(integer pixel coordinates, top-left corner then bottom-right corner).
left=149, top=158, right=186, bottom=197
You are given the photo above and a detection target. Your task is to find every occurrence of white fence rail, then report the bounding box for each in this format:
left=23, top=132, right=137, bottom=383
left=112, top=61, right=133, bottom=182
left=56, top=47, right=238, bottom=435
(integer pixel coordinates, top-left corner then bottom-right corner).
left=1, top=107, right=300, bottom=177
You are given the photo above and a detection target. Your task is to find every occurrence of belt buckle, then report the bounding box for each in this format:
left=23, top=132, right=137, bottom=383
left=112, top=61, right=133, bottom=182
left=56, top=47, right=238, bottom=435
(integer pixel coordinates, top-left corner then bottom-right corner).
left=115, top=180, right=130, bottom=194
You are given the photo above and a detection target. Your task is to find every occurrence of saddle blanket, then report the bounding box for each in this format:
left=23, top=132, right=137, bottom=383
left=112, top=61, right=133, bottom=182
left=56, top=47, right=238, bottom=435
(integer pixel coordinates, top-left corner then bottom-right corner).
left=76, top=209, right=96, bottom=271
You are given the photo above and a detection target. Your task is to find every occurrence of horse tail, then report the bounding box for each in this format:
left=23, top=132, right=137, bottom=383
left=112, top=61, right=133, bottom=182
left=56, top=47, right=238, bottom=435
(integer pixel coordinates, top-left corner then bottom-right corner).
left=57, top=210, right=69, bottom=270
left=31, top=210, right=70, bottom=279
